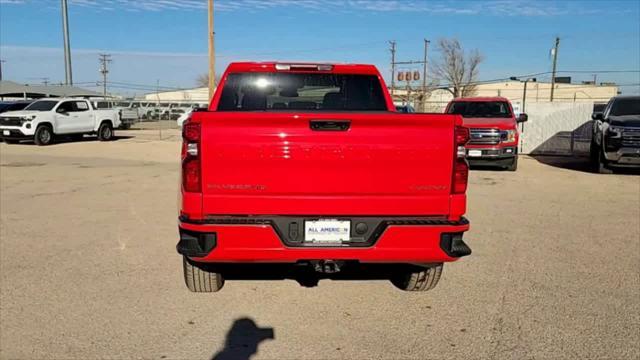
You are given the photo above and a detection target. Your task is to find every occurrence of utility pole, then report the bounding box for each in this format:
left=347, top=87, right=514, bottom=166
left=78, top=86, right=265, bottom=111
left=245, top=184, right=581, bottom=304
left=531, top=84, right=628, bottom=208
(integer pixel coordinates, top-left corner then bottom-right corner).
left=389, top=40, right=430, bottom=109
left=593, top=74, right=597, bottom=86
left=549, top=36, right=560, bottom=102
left=99, top=54, right=112, bottom=98
left=422, top=39, right=429, bottom=112
left=208, top=0, right=215, bottom=100
left=61, top=0, right=73, bottom=85
left=41, top=77, right=50, bottom=86
left=389, top=41, right=396, bottom=96
left=0, top=59, right=5, bottom=81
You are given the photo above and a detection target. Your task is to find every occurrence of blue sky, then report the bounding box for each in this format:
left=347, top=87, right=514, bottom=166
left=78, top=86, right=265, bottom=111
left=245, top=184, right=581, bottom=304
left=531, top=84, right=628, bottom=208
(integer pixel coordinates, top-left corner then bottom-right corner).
left=1, top=0, right=639, bottom=96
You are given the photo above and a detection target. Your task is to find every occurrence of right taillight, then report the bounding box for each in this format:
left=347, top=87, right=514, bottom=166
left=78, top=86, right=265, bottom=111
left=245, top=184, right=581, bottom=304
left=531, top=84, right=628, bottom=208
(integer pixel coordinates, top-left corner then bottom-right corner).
left=452, top=125, right=469, bottom=194
left=182, top=122, right=201, bottom=193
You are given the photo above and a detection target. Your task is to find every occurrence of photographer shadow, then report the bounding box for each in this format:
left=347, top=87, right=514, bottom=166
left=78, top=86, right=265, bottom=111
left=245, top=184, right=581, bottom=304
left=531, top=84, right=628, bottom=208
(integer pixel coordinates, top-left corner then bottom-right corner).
left=211, top=318, right=274, bottom=360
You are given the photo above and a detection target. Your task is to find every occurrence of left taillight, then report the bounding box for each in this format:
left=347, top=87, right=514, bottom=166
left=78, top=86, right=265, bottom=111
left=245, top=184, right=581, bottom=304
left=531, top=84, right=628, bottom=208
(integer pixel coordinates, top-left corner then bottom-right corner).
left=452, top=125, right=469, bottom=194
left=182, top=122, right=201, bottom=192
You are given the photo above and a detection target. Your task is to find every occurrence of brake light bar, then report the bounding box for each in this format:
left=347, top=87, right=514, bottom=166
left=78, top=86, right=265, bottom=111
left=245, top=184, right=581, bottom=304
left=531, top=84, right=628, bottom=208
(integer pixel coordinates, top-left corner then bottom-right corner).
left=452, top=125, right=469, bottom=195
left=275, top=63, right=333, bottom=71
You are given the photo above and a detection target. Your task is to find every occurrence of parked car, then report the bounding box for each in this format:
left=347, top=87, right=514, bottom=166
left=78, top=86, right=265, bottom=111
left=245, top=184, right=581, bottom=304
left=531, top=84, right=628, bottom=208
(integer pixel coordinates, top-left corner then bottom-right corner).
left=169, top=108, right=186, bottom=120
left=0, top=98, right=120, bottom=145
left=395, top=104, right=415, bottom=113
left=111, top=101, right=140, bottom=128
left=445, top=97, right=527, bottom=171
left=176, top=108, right=193, bottom=128
left=0, top=100, right=33, bottom=113
left=590, top=95, right=640, bottom=173
left=176, top=62, right=472, bottom=293
left=93, top=100, right=132, bottom=129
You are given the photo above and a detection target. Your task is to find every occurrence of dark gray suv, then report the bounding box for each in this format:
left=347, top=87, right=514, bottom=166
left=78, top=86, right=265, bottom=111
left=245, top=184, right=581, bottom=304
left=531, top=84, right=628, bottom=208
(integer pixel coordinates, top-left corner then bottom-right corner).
left=590, top=96, right=640, bottom=173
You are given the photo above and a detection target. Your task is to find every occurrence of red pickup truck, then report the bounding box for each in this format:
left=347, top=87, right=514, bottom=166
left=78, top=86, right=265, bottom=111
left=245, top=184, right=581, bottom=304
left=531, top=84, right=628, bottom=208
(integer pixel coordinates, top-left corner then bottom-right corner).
left=445, top=97, right=528, bottom=171
left=177, top=62, right=471, bottom=292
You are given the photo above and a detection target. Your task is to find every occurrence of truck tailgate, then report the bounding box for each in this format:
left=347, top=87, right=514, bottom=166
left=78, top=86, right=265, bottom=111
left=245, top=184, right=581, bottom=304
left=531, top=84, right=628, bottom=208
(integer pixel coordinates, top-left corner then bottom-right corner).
left=198, top=112, right=456, bottom=216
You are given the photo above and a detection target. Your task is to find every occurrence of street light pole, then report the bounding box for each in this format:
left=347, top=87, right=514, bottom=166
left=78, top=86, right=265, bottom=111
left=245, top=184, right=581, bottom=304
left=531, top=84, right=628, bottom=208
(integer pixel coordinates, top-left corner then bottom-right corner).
left=61, top=0, right=73, bottom=85
left=511, top=76, right=536, bottom=153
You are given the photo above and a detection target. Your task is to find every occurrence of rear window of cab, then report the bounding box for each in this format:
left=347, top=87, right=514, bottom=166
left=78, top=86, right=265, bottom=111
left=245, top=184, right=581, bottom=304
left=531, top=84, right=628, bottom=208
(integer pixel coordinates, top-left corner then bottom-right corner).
left=447, top=101, right=512, bottom=118
left=217, top=73, right=387, bottom=112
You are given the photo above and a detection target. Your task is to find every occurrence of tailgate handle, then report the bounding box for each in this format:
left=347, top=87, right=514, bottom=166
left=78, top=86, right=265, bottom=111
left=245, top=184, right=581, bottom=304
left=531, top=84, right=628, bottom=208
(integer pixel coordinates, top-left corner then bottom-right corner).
left=310, top=120, right=350, bottom=131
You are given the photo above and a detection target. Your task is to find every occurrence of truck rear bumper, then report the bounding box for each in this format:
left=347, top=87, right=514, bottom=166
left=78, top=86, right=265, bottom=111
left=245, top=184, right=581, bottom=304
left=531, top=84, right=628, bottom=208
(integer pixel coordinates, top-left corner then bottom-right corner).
left=177, top=216, right=470, bottom=263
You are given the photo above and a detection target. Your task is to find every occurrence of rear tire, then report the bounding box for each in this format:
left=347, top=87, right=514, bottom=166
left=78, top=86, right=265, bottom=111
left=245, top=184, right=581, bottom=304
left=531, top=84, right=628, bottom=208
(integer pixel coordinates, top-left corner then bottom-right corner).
left=183, top=256, right=224, bottom=292
left=391, top=264, right=443, bottom=292
left=97, top=122, right=114, bottom=141
left=34, top=125, right=54, bottom=146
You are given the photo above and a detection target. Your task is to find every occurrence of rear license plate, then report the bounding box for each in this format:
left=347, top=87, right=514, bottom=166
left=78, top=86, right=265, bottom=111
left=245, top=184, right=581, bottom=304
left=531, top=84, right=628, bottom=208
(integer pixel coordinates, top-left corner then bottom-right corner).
left=2, top=130, right=9, bottom=136
left=304, top=219, right=351, bottom=243
left=468, top=149, right=483, bottom=157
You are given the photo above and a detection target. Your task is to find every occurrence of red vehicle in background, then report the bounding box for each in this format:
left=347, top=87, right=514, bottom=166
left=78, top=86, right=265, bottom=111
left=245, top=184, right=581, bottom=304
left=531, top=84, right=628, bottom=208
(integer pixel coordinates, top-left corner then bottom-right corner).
left=445, top=97, right=528, bottom=171
left=177, top=62, right=472, bottom=293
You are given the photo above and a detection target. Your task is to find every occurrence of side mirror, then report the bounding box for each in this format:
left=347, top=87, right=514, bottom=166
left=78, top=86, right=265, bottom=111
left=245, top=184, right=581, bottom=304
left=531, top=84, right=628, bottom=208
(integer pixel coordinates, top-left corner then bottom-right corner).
left=592, top=112, right=603, bottom=121
left=516, top=113, right=528, bottom=123
left=56, top=109, right=68, bottom=115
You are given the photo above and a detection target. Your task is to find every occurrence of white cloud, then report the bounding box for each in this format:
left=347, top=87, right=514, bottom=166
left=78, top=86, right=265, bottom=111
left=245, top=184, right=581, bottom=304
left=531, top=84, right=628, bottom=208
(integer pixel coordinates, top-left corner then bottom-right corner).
left=4, top=0, right=606, bottom=16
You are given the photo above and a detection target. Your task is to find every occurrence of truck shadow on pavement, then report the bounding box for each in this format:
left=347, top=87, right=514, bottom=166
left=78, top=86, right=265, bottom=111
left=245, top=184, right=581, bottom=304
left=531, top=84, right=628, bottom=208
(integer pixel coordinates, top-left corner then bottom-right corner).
left=14, top=134, right=135, bottom=146
left=210, top=263, right=420, bottom=288
left=211, top=318, right=275, bottom=360
left=532, top=155, right=640, bottom=175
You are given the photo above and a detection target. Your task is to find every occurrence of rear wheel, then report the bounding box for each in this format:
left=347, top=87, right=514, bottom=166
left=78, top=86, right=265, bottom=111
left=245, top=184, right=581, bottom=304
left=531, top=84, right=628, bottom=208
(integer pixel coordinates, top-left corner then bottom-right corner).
left=391, top=264, right=443, bottom=292
left=34, top=125, right=54, bottom=146
left=183, top=256, right=224, bottom=292
left=97, top=122, right=114, bottom=141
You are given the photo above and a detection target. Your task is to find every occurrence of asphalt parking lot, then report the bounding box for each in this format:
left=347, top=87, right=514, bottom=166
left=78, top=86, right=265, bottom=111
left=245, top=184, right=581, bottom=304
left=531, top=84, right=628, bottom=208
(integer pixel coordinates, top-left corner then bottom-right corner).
left=1, top=131, right=639, bottom=360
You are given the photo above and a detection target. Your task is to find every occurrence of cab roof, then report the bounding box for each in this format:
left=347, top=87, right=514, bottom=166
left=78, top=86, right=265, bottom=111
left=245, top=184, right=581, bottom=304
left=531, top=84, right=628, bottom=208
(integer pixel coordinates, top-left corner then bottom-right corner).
left=225, top=62, right=381, bottom=75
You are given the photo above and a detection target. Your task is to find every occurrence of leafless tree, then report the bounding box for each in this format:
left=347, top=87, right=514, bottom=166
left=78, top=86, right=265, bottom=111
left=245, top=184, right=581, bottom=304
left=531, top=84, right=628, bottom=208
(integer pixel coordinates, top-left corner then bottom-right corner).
left=195, top=73, right=221, bottom=88
left=433, top=38, right=484, bottom=98
left=196, top=73, right=209, bottom=88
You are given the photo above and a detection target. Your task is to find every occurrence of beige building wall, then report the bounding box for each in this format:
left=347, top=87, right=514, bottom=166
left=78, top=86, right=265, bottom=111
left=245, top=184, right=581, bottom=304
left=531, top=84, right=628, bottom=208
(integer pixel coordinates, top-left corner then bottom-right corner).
left=473, top=81, right=618, bottom=103
left=143, top=87, right=210, bottom=102
left=394, top=80, right=618, bottom=112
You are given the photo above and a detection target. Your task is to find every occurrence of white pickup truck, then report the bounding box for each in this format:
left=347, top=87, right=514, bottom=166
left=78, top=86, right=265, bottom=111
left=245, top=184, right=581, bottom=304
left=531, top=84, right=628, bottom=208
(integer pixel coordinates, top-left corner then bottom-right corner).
left=0, top=98, right=120, bottom=145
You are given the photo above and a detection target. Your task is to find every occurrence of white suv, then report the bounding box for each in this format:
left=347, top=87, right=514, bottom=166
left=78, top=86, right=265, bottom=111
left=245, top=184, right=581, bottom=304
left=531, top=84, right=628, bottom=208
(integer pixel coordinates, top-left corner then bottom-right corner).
left=0, top=98, right=120, bottom=145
